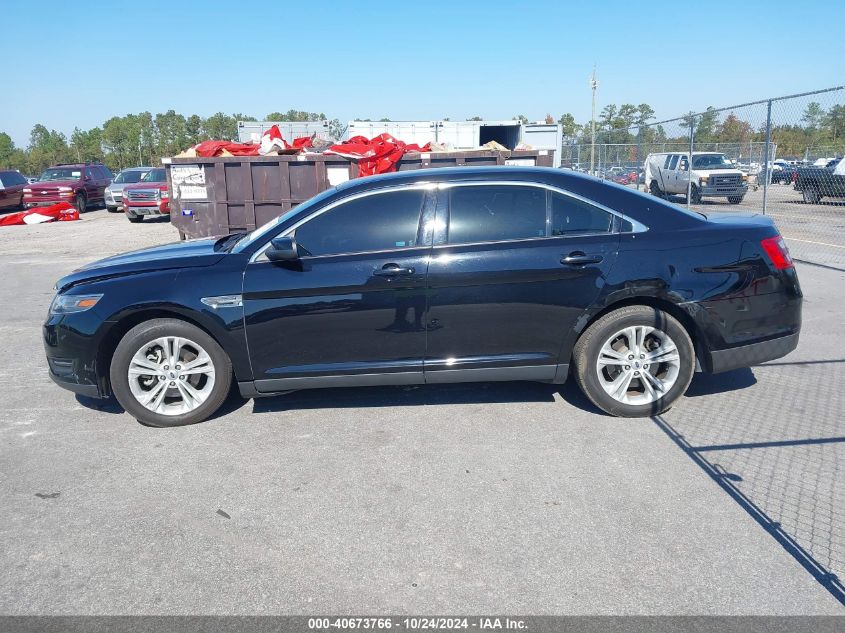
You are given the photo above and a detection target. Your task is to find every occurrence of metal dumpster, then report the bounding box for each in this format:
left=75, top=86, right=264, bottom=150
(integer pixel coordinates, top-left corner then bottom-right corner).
left=164, top=149, right=554, bottom=240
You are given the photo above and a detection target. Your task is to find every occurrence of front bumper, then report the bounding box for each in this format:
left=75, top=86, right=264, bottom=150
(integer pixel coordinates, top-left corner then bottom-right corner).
left=44, top=314, right=109, bottom=399
left=125, top=201, right=170, bottom=217
left=105, top=191, right=123, bottom=209
left=699, top=183, right=748, bottom=197
left=709, top=331, right=799, bottom=373
left=25, top=197, right=75, bottom=208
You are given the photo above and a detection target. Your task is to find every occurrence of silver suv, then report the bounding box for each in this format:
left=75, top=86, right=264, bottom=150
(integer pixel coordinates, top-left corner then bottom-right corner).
left=105, top=167, right=154, bottom=213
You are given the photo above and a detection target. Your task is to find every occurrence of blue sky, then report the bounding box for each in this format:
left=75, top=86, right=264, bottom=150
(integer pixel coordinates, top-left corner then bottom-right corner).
left=2, top=0, right=843, bottom=146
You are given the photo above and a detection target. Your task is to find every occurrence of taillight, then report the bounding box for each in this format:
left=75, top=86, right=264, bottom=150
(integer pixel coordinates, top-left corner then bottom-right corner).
left=791, top=171, right=798, bottom=183
left=761, top=235, right=794, bottom=270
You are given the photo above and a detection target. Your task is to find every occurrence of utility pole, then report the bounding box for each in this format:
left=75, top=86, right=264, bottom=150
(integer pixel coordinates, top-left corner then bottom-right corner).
left=590, top=65, right=598, bottom=176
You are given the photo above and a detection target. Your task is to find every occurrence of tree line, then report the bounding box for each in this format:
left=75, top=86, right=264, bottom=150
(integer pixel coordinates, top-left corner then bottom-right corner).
left=1, top=102, right=842, bottom=176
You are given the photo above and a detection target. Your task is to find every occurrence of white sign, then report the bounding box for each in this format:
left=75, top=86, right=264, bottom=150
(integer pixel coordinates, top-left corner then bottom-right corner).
left=504, top=158, right=536, bottom=166
left=170, top=164, right=207, bottom=200
left=327, top=166, right=350, bottom=186
left=179, top=185, right=208, bottom=200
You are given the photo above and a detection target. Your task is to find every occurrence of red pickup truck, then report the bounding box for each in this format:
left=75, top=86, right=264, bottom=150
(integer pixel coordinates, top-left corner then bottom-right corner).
left=122, top=168, right=170, bottom=223
left=23, top=163, right=112, bottom=213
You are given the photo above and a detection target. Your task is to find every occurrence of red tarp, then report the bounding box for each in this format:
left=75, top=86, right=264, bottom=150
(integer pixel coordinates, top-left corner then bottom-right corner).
left=325, top=133, right=431, bottom=176
left=0, top=202, right=79, bottom=227
left=189, top=125, right=313, bottom=157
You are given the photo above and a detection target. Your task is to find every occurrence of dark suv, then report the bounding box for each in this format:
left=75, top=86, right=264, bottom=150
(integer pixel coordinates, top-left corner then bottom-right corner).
left=0, top=169, right=28, bottom=211
left=44, top=167, right=801, bottom=427
left=23, top=163, right=113, bottom=213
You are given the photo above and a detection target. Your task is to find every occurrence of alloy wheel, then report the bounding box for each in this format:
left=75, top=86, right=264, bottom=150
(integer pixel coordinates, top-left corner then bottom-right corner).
left=595, top=325, right=681, bottom=406
left=127, top=336, right=216, bottom=416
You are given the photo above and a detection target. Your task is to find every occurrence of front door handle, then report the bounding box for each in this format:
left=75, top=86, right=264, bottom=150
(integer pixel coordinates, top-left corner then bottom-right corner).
left=372, top=264, right=415, bottom=277
left=561, top=252, right=603, bottom=266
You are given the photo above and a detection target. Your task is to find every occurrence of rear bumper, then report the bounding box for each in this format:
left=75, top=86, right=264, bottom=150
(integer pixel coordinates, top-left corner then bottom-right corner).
left=709, top=331, right=799, bottom=374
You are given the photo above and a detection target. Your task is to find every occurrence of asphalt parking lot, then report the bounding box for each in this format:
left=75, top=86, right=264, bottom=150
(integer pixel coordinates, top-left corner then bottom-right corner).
left=0, top=208, right=842, bottom=614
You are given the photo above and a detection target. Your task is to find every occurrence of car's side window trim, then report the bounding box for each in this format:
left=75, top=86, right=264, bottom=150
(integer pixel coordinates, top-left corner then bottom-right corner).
left=249, top=184, right=437, bottom=263
left=249, top=179, right=647, bottom=263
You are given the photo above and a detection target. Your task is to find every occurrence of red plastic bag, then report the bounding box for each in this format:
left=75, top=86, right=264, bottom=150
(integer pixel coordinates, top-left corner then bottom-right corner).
left=0, top=202, right=79, bottom=227
left=325, top=133, right=431, bottom=176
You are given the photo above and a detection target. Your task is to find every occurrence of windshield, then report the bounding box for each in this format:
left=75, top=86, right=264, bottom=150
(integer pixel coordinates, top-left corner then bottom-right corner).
left=141, top=169, right=166, bottom=182
left=692, top=154, right=733, bottom=170
left=39, top=167, right=82, bottom=181
left=233, top=186, right=342, bottom=253
left=114, top=170, right=149, bottom=184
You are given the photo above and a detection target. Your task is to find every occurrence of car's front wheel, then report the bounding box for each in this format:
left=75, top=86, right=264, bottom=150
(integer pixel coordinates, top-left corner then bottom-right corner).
left=572, top=305, right=695, bottom=417
left=110, top=318, right=232, bottom=427
left=75, top=192, right=87, bottom=214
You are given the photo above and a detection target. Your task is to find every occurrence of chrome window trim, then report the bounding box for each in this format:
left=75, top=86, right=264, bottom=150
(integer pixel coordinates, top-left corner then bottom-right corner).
left=248, top=180, right=648, bottom=263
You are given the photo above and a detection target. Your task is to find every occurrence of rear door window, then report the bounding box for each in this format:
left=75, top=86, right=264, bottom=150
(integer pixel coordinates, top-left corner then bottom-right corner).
left=447, top=185, right=547, bottom=244
left=551, top=193, right=613, bottom=235
left=668, top=155, right=680, bottom=170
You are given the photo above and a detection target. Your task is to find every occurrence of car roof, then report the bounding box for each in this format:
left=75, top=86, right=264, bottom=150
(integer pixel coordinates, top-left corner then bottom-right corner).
left=121, top=166, right=154, bottom=171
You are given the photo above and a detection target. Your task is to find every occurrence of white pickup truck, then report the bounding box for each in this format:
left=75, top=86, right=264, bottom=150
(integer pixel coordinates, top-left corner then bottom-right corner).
left=644, top=151, right=748, bottom=204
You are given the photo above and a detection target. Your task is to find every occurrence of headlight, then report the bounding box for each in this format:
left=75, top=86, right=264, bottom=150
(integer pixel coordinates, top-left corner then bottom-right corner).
left=699, top=176, right=709, bottom=184
left=160, top=188, right=169, bottom=199
left=49, top=293, right=103, bottom=315
left=58, top=186, right=72, bottom=192
left=742, top=174, right=749, bottom=182
left=23, top=187, right=31, bottom=193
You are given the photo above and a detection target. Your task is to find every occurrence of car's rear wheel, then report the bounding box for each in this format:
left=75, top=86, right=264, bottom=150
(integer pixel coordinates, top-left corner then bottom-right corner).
left=572, top=305, right=695, bottom=417
left=110, top=319, right=232, bottom=427
left=802, top=186, right=821, bottom=204
left=75, top=192, right=87, bottom=214
left=106, top=205, right=119, bottom=213
left=727, top=195, right=745, bottom=204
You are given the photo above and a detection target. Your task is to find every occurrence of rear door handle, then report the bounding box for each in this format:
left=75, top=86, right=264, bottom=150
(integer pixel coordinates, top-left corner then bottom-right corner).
left=561, top=252, right=603, bottom=266
left=373, top=264, right=415, bottom=277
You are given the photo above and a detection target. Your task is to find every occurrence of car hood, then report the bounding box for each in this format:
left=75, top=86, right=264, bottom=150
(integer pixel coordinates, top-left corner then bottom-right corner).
left=693, top=168, right=745, bottom=177
left=56, top=238, right=226, bottom=291
left=30, top=180, right=80, bottom=189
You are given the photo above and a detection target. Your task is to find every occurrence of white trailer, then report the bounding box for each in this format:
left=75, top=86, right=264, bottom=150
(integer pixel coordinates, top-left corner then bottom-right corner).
left=345, top=120, right=562, bottom=166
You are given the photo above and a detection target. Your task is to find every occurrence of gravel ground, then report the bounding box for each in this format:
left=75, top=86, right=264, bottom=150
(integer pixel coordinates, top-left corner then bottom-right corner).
left=0, top=207, right=842, bottom=615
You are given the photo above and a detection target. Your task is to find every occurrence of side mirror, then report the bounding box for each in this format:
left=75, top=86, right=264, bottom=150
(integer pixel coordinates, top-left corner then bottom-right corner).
left=266, top=236, right=300, bottom=262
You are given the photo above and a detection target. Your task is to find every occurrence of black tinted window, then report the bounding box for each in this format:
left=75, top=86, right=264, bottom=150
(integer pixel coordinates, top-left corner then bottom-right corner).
left=448, top=185, right=546, bottom=244
left=668, top=155, right=679, bottom=170
left=551, top=193, right=612, bottom=235
left=294, top=189, right=424, bottom=256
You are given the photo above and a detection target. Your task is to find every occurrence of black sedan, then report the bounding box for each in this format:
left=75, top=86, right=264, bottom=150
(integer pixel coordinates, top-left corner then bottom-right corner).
left=44, top=167, right=802, bottom=426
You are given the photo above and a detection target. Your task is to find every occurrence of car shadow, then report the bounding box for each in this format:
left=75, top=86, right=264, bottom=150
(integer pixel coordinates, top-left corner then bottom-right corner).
left=249, top=380, right=568, bottom=415
left=684, top=367, right=757, bottom=397
left=74, top=369, right=760, bottom=422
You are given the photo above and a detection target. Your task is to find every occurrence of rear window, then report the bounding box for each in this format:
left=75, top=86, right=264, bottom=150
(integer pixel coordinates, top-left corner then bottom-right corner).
left=551, top=193, right=612, bottom=235
left=447, top=185, right=546, bottom=244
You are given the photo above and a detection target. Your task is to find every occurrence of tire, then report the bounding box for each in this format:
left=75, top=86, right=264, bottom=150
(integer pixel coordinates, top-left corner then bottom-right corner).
left=110, top=318, right=233, bottom=427
left=126, top=211, right=143, bottom=223
left=802, top=186, right=821, bottom=204
left=75, top=192, right=87, bottom=214
left=649, top=180, right=664, bottom=198
left=572, top=305, right=695, bottom=418
left=689, top=185, right=702, bottom=204
left=727, top=195, right=745, bottom=204
left=106, top=205, right=119, bottom=213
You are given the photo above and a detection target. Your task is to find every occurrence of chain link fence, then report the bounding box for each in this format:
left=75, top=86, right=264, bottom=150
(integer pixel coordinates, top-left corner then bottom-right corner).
left=562, top=86, right=845, bottom=270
